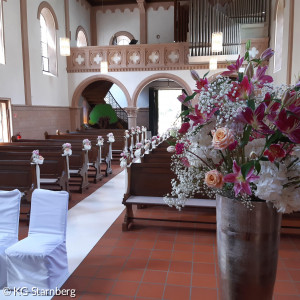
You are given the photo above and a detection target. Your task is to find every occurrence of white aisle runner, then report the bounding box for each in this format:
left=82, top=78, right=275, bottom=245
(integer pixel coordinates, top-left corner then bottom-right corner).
left=0, top=171, right=125, bottom=299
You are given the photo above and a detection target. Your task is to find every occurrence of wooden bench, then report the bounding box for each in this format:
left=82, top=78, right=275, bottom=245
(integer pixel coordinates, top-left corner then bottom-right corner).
left=0, top=160, right=37, bottom=222
left=0, top=151, right=69, bottom=193
left=0, top=142, right=89, bottom=193
left=40, top=137, right=112, bottom=180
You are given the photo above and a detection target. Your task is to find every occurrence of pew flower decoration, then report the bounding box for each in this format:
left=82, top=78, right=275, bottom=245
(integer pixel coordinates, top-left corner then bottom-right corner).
left=136, top=126, right=141, bottom=134
left=62, top=143, right=72, bottom=156
left=125, top=130, right=130, bottom=139
left=142, top=126, right=147, bottom=132
left=131, top=127, right=136, bottom=135
left=107, top=133, right=115, bottom=143
left=165, top=42, right=300, bottom=213
left=31, top=150, right=44, bottom=165
left=82, top=139, right=91, bottom=150
left=120, top=152, right=129, bottom=168
left=96, top=136, right=104, bottom=146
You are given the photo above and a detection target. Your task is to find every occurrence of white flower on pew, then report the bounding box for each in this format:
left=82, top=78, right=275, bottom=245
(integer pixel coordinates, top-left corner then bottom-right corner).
left=96, top=136, right=104, bottom=146
left=124, top=130, right=130, bottom=138
left=142, top=126, right=147, bottom=132
left=31, top=150, right=44, bottom=165
left=107, top=133, right=115, bottom=143
left=120, top=152, right=129, bottom=168
left=62, top=143, right=72, bottom=156
left=82, top=139, right=91, bottom=150
left=151, top=136, right=157, bottom=148
left=167, top=146, right=175, bottom=153
left=131, top=127, right=136, bottom=135
left=136, top=126, right=141, bottom=133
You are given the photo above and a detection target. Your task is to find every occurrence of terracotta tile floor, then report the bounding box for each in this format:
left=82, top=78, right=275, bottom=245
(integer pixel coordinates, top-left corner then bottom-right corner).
left=18, top=163, right=300, bottom=300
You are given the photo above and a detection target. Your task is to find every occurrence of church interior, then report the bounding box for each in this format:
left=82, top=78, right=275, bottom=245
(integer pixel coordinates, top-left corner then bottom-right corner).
left=0, top=0, right=300, bottom=299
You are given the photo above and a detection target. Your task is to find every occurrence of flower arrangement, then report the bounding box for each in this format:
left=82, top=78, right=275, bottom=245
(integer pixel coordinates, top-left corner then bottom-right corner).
left=62, top=143, right=72, bottom=156
left=96, top=136, right=104, bottom=146
left=165, top=43, right=300, bottom=213
left=107, top=133, right=115, bottom=143
left=136, top=126, right=141, bottom=133
left=125, top=130, right=130, bottom=138
left=82, top=139, right=91, bottom=150
left=120, top=152, right=129, bottom=168
left=131, top=127, right=136, bottom=135
left=136, top=142, right=143, bottom=149
left=142, top=126, right=147, bottom=132
left=31, top=150, right=44, bottom=165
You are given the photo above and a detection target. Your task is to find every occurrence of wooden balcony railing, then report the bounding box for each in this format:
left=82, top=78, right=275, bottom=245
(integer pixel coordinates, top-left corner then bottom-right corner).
left=66, top=39, right=269, bottom=73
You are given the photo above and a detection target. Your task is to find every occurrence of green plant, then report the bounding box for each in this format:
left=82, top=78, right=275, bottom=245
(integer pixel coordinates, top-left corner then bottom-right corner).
left=89, top=104, right=118, bottom=125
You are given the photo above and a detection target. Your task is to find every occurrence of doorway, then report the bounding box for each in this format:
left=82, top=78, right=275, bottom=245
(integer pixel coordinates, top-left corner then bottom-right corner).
left=158, top=89, right=182, bottom=135
left=0, top=99, right=12, bottom=142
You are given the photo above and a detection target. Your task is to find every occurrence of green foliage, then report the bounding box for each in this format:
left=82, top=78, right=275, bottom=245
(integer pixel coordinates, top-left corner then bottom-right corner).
left=89, top=104, right=118, bottom=125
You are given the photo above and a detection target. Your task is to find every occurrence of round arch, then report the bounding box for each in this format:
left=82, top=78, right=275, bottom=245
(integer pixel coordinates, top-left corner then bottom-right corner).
left=132, top=73, right=193, bottom=107
left=71, top=75, right=131, bottom=108
left=37, top=1, right=59, bottom=30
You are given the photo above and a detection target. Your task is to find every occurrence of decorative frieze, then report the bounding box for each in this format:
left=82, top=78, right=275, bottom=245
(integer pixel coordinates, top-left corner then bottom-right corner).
left=66, top=39, right=269, bottom=73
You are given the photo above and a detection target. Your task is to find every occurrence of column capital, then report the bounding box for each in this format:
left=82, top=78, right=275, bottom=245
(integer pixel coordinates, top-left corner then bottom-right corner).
left=124, top=106, right=138, bottom=118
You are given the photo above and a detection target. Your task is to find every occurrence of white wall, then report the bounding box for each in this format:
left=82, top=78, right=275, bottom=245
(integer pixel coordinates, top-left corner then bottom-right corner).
left=109, top=83, right=128, bottom=107
left=291, top=0, right=300, bottom=85
left=0, top=0, right=25, bottom=104
left=147, top=6, right=174, bottom=44
left=268, top=0, right=291, bottom=85
left=137, top=85, right=149, bottom=108
left=27, top=0, right=69, bottom=107
left=96, top=8, right=140, bottom=45
left=69, top=0, right=91, bottom=47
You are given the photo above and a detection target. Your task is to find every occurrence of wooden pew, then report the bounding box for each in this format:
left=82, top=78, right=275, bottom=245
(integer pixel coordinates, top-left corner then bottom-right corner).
left=0, top=160, right=37, bottom=222
left=40, top=137, right=111, bottom=180
left=0, top=151, right=69, bottom=193
left=122, top=141, right=216, bottom=231
left=46, top=130, right=125, bottom=161
left=0, top=142, right=89, bottom=193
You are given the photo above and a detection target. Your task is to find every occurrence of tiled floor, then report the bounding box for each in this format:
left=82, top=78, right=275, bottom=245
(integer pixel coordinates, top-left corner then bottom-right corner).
left=57, top=209, right=300, bottom=300
left=14, top=164, right=300, bottom=300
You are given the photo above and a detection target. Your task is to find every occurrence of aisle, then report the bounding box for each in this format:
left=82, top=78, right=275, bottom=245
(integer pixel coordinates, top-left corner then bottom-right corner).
left=0, top=170, right=125, bottom=299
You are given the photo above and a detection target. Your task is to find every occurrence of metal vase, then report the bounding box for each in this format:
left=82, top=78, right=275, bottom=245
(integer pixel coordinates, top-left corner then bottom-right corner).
left=216, top=195, right=282, bottom=300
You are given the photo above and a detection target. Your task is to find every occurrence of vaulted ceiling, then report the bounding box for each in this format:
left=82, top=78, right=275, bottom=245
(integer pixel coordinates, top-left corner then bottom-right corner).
left=86, top=0, right=174, bottom=6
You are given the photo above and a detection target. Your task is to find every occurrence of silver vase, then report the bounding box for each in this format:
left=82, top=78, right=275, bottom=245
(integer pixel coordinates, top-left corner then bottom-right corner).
left=216, top=195, right=282, bottom=300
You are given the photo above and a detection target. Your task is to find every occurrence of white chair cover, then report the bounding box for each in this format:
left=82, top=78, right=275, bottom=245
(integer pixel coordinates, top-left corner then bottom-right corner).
left=0, top=189, right=21, bottom=288
left=6, top=189, right=69, bottom=291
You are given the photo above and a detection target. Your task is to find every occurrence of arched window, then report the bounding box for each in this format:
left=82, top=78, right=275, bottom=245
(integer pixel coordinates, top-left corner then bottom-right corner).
left=110, top=31, right=135, bottom=46
left=38, top=2, right=58, bottom=76
left=76, top=26, right=88, bottom=47
left=274, top=0, right=284, bottom=73
left=0, top=0, right=5, bottom=65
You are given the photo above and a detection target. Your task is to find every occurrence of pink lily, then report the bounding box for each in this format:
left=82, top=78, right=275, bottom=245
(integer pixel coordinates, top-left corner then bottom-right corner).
left=178, top=122, right=190, bottom=134
left=241, top=103, right=274, bottom=134
left=263, top=144, right=286, bottom=163
left=275, top=109, right=300, bottom=143
left=187, top=105, right=217, bottom=126
left=224, top=160, right=259, bottom=197
left=175, top=143, right=185, bottom=155
left=177, top=93, right=191, bottom=107
left=221, top=55, right=244, bottom=77
left=195, top=78, right=209, bottom=93
left=251, top=65, right=273, bottom=88
left=228, top=76, right=253, bottom=102
left=260, top=48, right=274, bottom=62
left=181, top=157, right=190, bottom=167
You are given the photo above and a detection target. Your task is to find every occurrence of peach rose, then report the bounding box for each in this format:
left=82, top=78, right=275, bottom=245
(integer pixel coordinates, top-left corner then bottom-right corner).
left=212, top=128, right=235, bottom=150
left=205, top=170, right=224, bottom=188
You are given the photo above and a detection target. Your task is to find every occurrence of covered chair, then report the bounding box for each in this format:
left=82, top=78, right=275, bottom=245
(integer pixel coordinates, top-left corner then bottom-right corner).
left=5, top=189, right=69, bottom=290
left=0, top=189, right=21, bottom=289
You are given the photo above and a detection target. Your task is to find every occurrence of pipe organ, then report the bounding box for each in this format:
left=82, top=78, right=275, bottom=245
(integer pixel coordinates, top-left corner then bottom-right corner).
left=175, top=0, right=268, bottom=58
